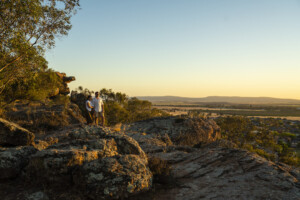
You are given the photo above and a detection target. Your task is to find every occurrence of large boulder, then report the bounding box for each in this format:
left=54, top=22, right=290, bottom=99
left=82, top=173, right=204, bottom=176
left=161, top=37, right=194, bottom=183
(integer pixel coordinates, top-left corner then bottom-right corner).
left=122, top=117, right=221, bottom=153
left=73, top=154, right=151, bottom=199
left=0, top=146, right=37, bottom=179
left=24, top=126, right=152, bottom=199
left=0, top=118, right=35, bottom=146
left=54, top=72, right=75, bottom=96
left=172, top=117, right=221, bottom=145
left=26, top=148, right=101, bottom=184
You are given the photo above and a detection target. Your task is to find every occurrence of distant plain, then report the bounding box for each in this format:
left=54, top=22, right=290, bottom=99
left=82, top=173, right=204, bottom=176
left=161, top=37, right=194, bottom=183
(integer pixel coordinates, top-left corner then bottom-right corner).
left=142, top=96, right=300, bottom=121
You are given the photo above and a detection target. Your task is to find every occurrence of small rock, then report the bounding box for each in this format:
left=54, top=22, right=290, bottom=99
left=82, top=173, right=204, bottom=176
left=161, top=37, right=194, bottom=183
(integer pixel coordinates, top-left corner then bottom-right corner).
left=26, top=191, right=49, bottom=200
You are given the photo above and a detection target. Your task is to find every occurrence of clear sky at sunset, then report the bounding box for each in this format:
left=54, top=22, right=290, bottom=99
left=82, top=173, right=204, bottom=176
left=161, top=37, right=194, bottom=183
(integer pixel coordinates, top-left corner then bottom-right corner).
left=46, top=0, right=300, bottom=99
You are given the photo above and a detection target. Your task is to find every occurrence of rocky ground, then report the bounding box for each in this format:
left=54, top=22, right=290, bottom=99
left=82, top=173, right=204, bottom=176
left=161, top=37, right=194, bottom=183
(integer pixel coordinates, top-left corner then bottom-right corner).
left=4, top=100, right=85, bottom=132
left=0, top=116, right=299, bottom=200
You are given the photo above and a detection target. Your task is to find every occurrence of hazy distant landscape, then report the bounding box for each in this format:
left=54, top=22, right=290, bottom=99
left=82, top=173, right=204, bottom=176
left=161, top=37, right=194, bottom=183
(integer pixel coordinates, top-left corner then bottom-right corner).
left=138, top=96, right=300, bottom=105
left=138, top=95, right=300, bottom=120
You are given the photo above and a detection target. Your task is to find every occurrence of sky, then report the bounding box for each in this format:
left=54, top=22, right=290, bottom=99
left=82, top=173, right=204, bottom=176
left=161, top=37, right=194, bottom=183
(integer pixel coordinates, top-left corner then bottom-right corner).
left=46, top=0, right=300, bottom=99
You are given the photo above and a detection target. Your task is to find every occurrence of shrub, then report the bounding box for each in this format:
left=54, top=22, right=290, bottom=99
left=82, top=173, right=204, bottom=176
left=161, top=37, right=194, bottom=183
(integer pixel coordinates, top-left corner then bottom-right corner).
left=0, top=69, right=62, bottom=103
left=216, top=116, right=299, bottom=167
left=279, top=132, right=297, bottom=138
left=280, top=155, right=300, bottom=166
left=252, top=149, right=275, bottom=161
left=71, top=87, right=169, bottom=126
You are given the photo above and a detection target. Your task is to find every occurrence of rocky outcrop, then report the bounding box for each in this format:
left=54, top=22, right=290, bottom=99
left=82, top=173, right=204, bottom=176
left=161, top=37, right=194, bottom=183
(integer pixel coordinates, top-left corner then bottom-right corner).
left=120, top=117, right=300, bottom=200
left=24, top=126, right=152, bottom=199
left=0, top=146, right=37, bottom=179
left=140, top=145, right=300, bottom=200
left=5, top=100, right=86, bottom=132
left=47, top=72, right=75, bottom=98
left=54, top=72, right=75, bottom=96
left=123, top=117, right=221, bottom=153
left=0, top=116, right=299, bottom=200
left=70, top=92, right=89, bottom=118
left=0, top=118, right=35, bottom=146
left=73, top=154, right=151, bottom=199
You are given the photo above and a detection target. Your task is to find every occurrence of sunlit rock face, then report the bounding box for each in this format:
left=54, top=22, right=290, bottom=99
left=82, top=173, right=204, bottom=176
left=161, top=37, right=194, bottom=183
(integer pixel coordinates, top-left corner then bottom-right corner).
left=122, top=116, right=221, bottom=153
left=54, top=72, right=75, bottom=96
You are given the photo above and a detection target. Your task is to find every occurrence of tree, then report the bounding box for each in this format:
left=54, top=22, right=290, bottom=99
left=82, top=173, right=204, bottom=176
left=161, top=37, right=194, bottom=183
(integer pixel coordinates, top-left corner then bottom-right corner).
left=0, top=0, right=80, bottom=95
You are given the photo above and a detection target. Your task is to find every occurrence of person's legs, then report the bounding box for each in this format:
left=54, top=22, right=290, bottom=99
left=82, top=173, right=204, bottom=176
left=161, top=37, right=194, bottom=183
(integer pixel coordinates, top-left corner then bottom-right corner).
left=101, top=112, right=105, bottom=126
left=86, top=111, right=93, bottom=125
left=91, top=110, right=95, bottom=125
left=89, top=111, right=94, bottom=125
left=94, top=112, right=99, bottom=125
left=99, top=112, right=105, bottom=126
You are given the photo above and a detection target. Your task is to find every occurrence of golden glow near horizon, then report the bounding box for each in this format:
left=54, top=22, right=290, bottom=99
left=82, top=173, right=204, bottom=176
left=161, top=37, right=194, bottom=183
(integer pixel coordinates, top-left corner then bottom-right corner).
left=46, top=1, right=300, bottom=100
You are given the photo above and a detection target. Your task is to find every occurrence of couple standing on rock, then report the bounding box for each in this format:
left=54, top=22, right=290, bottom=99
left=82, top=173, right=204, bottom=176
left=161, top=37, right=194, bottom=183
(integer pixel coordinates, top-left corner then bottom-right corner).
left=86, top=92, right=105, bottom=126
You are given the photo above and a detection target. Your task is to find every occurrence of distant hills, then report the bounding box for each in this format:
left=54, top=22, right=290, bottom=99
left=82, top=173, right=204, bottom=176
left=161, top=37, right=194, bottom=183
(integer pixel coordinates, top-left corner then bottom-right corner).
left=137, top=96, right=300, bottom=105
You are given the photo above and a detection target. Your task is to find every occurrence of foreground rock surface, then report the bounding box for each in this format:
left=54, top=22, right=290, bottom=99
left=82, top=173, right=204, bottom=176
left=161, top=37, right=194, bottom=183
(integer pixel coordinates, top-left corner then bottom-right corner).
left=120, top=117, right=300, bottom=200
left=142, top=145, right=300, bottom=200
left=0, top=118, right=35, bottom=146
left=0, top=146, right=37, bottom=179
left=23, top=126, right=152, bottom=199
left=0, top=117, right=299, bottom=200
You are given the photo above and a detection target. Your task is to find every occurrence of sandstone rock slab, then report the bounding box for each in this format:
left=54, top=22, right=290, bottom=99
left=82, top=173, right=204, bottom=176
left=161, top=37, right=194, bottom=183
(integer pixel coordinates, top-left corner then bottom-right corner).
left=0, top=118, right=35, bottom=146
left=123, top=117, right=221, bottom=152
left=149, top=145, right=300, bottom=200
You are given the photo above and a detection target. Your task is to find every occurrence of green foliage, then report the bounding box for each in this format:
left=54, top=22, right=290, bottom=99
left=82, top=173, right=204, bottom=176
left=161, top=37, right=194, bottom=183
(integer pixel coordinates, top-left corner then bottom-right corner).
left=216, top=116, right=254, bottom=146
left=187, top=110, right=208, bottom=119
left=0, top=0, right=79, bottom=96
left=0, top=69, right=62, bottom=103
left=252, top=149, right=276, bottom=161
left=278, top=132, right=297, bottom=138
left=71, top=87, right=169, bottom=126
left=216, top=116, right=300, bottom=166
left=104, top=101, right=129, bottom=125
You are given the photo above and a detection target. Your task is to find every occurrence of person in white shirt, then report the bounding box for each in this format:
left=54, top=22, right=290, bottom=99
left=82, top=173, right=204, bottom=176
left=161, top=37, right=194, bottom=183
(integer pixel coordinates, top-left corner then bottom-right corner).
left=85, top=95, right=94, bottom=125
left=92, top=92, right=105, bottom=126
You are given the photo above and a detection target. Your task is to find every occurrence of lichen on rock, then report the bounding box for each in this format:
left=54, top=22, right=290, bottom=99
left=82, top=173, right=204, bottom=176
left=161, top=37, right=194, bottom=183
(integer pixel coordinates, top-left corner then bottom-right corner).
left=23, top=125, right=152, bottom=199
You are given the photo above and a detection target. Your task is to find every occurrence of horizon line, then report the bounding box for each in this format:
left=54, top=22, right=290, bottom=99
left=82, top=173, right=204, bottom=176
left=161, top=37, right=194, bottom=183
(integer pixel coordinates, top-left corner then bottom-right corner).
left=134, top=95, right=300, bottom=101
